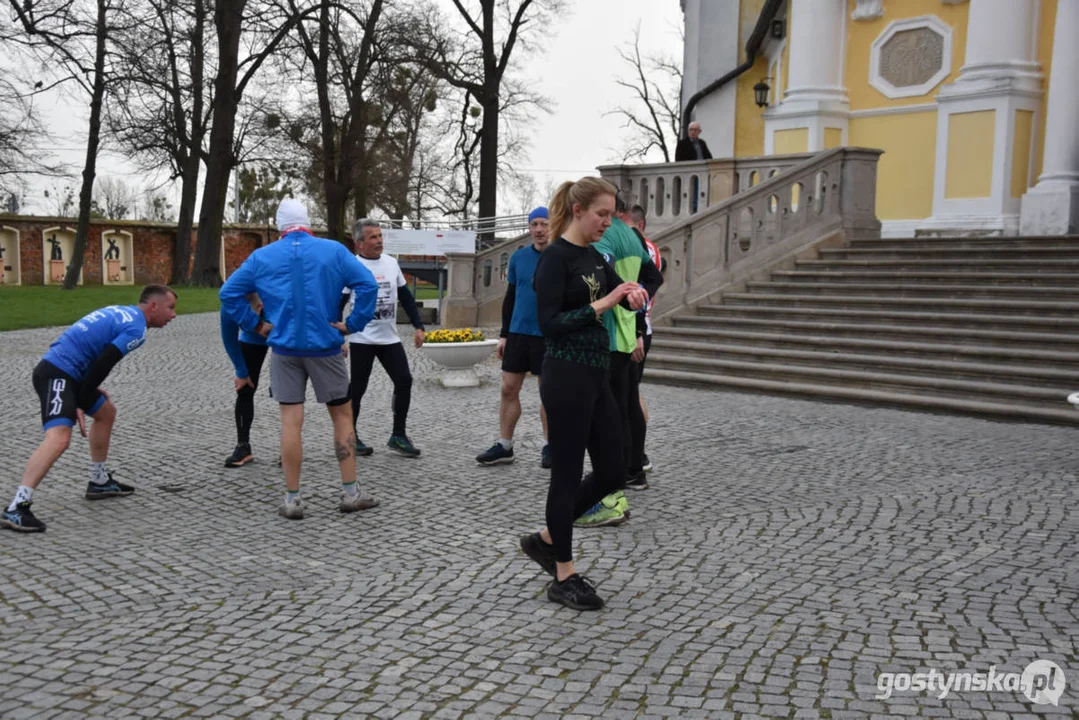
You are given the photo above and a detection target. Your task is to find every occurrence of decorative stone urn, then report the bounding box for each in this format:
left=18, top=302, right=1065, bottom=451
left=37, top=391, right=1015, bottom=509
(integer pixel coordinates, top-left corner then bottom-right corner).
left=423, top=340, right=498, bottom=387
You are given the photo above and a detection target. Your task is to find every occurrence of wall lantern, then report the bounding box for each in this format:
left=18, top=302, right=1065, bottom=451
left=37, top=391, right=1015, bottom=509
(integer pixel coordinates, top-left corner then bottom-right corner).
left=753, top=79, right=771, bottom=108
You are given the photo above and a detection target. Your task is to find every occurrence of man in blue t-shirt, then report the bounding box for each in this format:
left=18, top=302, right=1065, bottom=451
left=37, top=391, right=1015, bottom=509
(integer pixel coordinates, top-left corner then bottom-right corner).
left=2, top=284, right=178, bottom=534
left=476, top=207, right=551, bottom=468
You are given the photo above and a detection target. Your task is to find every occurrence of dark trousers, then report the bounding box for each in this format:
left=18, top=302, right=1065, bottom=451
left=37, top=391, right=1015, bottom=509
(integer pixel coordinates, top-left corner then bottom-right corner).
left=349, top=342, right=412, bottom=437
left=608, top=351, right=646, bottom=476
left=541, top=357, right=627, bottom=562
left=235, top=342, right=268, bottom=445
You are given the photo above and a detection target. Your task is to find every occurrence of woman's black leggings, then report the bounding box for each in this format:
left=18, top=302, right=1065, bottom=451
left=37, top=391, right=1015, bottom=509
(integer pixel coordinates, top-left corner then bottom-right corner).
left=235, top=342, right=268, bottom=445
left=540, top=357, right=627, bottom=563
left=349, top=342, right=413, bottom=437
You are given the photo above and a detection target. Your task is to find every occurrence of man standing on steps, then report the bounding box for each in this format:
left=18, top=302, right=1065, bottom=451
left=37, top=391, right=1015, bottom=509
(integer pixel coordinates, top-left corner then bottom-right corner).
left=342, top=219, right=426, bottom=459
left=476, top=207, right=551, bottom=467
left=220, top=199, right=380, bottom=521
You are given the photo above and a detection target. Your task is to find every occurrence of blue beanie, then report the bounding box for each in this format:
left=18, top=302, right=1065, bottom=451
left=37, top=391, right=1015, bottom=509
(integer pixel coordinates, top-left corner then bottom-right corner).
left=528, top=206, right=548, bottom=223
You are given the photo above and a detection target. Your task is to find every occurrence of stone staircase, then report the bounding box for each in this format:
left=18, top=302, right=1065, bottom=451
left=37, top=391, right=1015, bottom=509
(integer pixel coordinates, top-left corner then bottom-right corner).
left=645, top=235, right=1079, bottom=425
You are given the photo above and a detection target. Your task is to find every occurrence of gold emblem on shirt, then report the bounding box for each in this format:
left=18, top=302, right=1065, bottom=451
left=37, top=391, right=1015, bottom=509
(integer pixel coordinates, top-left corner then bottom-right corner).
left=582, top=274, right=601, bottom=303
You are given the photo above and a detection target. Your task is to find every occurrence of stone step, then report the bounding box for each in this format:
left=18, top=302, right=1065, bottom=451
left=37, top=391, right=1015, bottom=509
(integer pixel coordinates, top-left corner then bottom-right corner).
left=650, top=328, right=1079, bottom=371
left=647, top=338, right=1077, bottom=387
left=644, top=351, right=1070, bottom=404
left=718, top=292, right=1079, bottom=317
left=696, top=304, right=1079, bottom=330
left=771, top=270, right=1079, bottom=285
left=797, top=258, right=1079, bottom=272
left=819, top=246, right=1079, bottom=260
left=671, top=314, right=1079, bottom=351
left=847, top=235, right=1079, bottom=249
left=642, top=367, right=1079, bottom=426
left=745, top=280, right=1079, bottom=298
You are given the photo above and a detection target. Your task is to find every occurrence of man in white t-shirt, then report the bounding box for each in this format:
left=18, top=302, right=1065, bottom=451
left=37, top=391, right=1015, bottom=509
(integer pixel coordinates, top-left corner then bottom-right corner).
left=341, top=219, right=426, bottom=457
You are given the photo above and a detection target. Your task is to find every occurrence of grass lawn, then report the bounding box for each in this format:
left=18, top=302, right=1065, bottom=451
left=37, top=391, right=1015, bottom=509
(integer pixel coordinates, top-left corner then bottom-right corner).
left=0, top=285, right=222, bottom=331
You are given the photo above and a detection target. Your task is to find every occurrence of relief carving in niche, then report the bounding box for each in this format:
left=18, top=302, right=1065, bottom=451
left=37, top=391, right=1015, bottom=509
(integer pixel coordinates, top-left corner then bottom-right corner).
left=852, top=0, right=884, bottom=21
left=879, top=27, right=944, bottom=88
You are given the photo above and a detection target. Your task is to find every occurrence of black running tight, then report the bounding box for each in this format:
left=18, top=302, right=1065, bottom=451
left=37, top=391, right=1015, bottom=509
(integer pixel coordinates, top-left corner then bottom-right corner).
left=235, top=342, right=268, bottom=444
left=608, top=351, right=646, bottom=476
left=540, top=357, right=627, bottom=563
left=349, top=342, right=413, bottom=437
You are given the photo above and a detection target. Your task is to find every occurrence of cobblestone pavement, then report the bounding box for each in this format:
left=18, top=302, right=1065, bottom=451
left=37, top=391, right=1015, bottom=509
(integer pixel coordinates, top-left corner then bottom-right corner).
left=0, top=312, right=1076, bottom=719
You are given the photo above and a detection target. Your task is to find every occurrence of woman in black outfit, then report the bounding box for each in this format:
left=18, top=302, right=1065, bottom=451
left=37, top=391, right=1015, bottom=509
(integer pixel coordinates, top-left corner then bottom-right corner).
left=519, top=177, right=648, bottom=611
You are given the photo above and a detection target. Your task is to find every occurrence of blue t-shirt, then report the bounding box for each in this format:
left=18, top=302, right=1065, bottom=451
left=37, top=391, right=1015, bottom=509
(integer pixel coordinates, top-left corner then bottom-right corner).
left=507, top=245, right=543, bottom=337
left=42, top=305, right=147, bottom=381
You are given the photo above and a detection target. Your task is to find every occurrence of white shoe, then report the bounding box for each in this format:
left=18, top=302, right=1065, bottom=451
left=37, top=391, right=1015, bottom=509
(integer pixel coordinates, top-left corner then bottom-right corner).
left=278, top=497, right=304, bottom=519
left=339, top=492, right=380, bottom=513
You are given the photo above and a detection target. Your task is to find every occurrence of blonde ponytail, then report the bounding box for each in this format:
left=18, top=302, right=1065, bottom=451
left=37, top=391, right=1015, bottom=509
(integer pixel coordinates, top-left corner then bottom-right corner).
left=545, top=176, right=618, bottom=242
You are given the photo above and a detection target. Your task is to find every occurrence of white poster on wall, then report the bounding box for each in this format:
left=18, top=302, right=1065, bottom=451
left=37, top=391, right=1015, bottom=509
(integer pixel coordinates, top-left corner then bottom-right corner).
left=382, top=229, right=476, bottom=256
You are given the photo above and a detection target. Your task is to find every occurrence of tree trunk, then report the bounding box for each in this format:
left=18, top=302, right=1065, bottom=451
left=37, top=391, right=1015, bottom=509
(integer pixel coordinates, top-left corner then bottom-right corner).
left=63, top=0, right=108, bottom=290
left=190, top=0, right=245, bottom=287
left=171, top=153, right=200, bottom=283
left=476, top=94, right=499, bottom=244
left=170, top=0, right=206, bottom=284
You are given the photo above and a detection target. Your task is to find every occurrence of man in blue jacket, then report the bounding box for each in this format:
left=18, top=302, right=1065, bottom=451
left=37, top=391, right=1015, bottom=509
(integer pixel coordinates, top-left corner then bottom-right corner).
left=220, top=199, right=380, bottom=520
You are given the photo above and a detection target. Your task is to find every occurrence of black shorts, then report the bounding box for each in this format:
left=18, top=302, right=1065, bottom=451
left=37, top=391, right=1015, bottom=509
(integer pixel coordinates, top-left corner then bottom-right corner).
left=32, top=360, right=106, bottom=431
left=638, top=333, right=653, bottom=381
left=502, top=333, right=545, bottom=375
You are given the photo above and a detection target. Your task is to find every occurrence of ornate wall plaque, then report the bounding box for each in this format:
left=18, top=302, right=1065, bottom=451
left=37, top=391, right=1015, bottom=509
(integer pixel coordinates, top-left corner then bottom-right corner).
left=870, top=16, right=953, bottom=99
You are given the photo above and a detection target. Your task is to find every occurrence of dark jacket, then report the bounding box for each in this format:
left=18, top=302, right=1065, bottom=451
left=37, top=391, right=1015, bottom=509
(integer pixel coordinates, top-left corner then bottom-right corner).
left=675, top=137, right=713, bottom=162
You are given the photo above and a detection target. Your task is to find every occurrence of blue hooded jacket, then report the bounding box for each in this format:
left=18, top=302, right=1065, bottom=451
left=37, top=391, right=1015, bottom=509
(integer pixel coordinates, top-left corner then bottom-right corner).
left=219, top=230, right=378, bottom=357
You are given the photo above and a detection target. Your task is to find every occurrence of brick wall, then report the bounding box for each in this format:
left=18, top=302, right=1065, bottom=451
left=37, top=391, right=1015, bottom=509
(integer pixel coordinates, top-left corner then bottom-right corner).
left=0, top=214, right=279, bottom=285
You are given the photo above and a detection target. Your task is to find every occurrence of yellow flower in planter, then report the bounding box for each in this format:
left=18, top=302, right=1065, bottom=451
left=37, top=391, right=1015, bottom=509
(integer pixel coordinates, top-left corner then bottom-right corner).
left=426, top=328, right=487, bottom=344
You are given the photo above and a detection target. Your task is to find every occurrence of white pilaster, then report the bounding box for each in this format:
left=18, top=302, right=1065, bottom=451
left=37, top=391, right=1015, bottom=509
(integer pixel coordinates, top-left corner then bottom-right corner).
left=921, top=0, right=1043, bottom=235
left=1020, top=0, right=1079, bottom=235
left=764, top=0, right=849, bottom=153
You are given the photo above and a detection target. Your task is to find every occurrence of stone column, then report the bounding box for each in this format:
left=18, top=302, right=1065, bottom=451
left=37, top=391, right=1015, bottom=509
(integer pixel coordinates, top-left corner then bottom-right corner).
left=1020, top=0, right=1079, bottom=235
left=922, top=0, right=1043, bottom=235
left=765, top=0, right=849, bottom=154
left=440, top=252, right=478, bottom=328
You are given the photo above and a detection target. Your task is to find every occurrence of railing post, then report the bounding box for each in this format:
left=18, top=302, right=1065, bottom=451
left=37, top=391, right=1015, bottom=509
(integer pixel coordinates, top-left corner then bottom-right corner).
left=838, top=148, right=884, bottom=239
left=441, top=252, right=478, bottom=327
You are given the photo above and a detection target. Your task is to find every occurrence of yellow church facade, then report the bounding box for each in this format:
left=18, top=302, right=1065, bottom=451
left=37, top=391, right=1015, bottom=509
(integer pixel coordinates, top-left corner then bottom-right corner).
left=681, top=0, right=1079, bottom=236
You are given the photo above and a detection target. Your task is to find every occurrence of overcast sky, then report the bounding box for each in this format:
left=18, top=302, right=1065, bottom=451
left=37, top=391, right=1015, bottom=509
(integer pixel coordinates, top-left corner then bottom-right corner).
left=15, top=0, right=685, bottom=219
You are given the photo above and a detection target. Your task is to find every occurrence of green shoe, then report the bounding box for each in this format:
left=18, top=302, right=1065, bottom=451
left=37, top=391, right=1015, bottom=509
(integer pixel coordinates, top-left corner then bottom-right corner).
left=613, top=490, right=630, bottom=519
left=387, top=435, right=421, bottom=458
left=573, top=493, right=627, bottom=528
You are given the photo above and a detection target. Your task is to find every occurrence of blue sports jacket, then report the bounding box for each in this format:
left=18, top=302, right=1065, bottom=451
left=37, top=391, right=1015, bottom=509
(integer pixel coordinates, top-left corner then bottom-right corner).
left=219, top=230, right=378, bottom=357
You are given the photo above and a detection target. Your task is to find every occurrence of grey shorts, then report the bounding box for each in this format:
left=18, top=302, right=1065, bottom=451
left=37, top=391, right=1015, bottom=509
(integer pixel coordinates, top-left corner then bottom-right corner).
left=269, top=351, right=350, bottom=405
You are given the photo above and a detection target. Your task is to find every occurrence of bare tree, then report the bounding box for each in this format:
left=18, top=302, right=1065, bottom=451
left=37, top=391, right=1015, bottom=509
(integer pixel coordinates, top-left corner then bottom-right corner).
left=190, top=0, right=321, bottom=286
left=43, top=183, right=77, bottom=217
left=608, top=24, right=683, bottom=163
left=140, top=186, right=175, bottom=222
left=92, top=176, right=136, bottom=219
left=418, top=0, right=556, bottom=237
left=0, top=73, right=66, bottom=198
left=6, top=0, right=129, bottom=289
left=108, top=0, right=212, bottom=283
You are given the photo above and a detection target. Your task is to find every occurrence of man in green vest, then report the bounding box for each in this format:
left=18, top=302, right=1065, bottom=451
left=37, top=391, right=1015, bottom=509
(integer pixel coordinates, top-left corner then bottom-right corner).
left=575, top=192, right=663, bottom=527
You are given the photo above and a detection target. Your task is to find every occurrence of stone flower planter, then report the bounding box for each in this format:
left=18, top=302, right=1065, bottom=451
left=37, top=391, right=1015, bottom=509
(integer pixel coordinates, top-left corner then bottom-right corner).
left=423, top=339, right=498, bottom=387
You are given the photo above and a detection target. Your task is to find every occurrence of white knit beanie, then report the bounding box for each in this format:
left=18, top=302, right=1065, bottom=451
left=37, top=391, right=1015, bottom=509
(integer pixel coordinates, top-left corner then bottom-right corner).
left=275, top=198, right=310, bottom=231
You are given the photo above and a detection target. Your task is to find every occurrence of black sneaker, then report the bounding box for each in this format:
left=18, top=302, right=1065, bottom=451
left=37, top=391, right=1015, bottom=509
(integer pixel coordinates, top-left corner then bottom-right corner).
left=0, top=501, right=46, bottom=533
left=540, top=445, right=552, bottom=469
left=225, top=442, right=253, bottom=468
left=626, top=471, right=649, bottom=491
left=642, top=453, right=653, bottom=473
left=547, top=574, right=604, bottom=611
left=520, top=532, right=557, bottom=577
left=388, top=435, right=420, bottom=458
left=477, top=442, right=514, bottom=465
left=85, top=473, right=135, bottom=500
left=355, top=438, right=373, bottom=457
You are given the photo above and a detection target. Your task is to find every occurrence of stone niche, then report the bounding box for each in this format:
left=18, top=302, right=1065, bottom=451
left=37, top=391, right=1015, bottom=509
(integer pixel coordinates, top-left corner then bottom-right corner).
left=42, top=226, right=81, bottom=285
left=0, top=225, right=19, bottom=284
left=870, top=16, right=953, bottom=99
left=101, top=230, right=134, bottom=285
